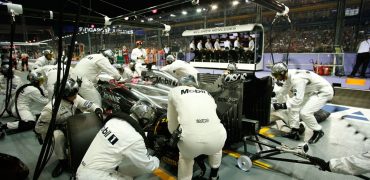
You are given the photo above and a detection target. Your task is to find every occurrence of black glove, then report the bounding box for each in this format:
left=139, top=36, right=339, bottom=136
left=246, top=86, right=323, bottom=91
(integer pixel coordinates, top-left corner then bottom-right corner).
left=169, top=126, right=182, bottom=148
left=115, top=76, right=122, bottom=82
left=308, top=156, right=331, bottom=171
left=271, top=91, right=276, bottom=98
left=273, top=103, right=287, bottom=110
left=95, top=108, right=104, bottom=121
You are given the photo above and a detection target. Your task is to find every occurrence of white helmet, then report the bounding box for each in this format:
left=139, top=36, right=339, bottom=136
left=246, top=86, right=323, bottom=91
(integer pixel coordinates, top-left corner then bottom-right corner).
left=27, top=71, right=45, bottom=85
left=43, top=49, right=53, bottom=60
left=130, top=100, right=156, bottom=129
left=178, top=74, right=198, bottom=88
left=227, top=63, right=238, bottom=74
left=43, top=49, right=53, bottom=56
left=102, top=49, right=116, bottom=64
left=166, top=55, right=175, bottom=64
left=62, top=78, right=80, bottom=98
left=271, top=62, right=288, bottom=80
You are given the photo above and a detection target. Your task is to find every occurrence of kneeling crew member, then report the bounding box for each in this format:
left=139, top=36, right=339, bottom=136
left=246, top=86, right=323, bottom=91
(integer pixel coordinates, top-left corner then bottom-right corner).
left=77, top=100, right=160, bottom=180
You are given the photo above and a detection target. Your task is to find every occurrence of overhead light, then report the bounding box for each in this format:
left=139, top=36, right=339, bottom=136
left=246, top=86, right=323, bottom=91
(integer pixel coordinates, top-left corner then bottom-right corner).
left=232, top=1, right=239, bottom=6
left=141, top=19, right=145, bottom=23
left=170, top=14, right=176, bottom=17
left=211, top=4, right=218, bottom=10
left=159, top=16, right=162, bottom=19
left=196, top=8, right=202, bottom=13
left=182, top=10, right=187, bottom=15
left=152, top=9, right=158, bottom=14
left=148, top=18, right=153, bottom=21
left=124, top=17, right=129, bottom=20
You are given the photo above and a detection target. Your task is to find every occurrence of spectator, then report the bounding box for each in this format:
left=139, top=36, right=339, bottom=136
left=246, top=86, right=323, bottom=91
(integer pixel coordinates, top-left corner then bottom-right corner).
left=349, top=33, right=370, bottom=78
left=21, top=53, right=29, bottom=71
left=122, top=46, right=129, bottom=65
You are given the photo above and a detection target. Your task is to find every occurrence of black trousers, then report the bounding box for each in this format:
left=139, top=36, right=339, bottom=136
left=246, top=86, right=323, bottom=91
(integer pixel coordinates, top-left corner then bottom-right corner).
left=351, top=52, right=370, bottom=76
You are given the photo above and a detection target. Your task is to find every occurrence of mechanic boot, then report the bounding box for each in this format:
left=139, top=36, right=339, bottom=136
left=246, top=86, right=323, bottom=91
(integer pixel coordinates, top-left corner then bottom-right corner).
left=283, top=128, right=300, bottom=140
left=209, top=167, right=219, bottom=180
left=308, top=130, right=324, bottom=144
left=298, top=123, right=305, bottom=135
left=52, top=159, right=67, bottom=177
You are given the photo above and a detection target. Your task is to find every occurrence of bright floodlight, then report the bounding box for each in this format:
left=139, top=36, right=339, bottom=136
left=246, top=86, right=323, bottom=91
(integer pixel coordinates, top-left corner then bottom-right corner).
left=211, top=4, right=218, bottom=10
left=232, top=1, right=240, bottom=6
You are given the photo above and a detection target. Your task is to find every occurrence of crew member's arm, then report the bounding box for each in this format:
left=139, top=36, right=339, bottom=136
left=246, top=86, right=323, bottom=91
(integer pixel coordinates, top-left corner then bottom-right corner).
left=28, top=88, right=49, bottom=105
left=202, top=75, right=223, bottom=95
left=95, top=58, right=122, bottom=81
left=160, top=64, right=173, bottom=74
left=75, top=95, right=101, bottom=113
left=124, top=138, right=160, bottom=173
left=121, top=68, right=134, bottom=82
left=167, top=89, right=179, bottom=133
left=275, top=79, right=291, bottom=102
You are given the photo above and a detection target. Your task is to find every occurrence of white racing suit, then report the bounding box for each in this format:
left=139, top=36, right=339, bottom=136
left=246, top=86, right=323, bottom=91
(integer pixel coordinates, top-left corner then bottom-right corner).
left=35, top=95, right=100, bottom=160
left=272, top=70, right=334, bottom=131
left=33, top=65, right=65, bottom=100
left=32, top=56, right=56, bottom=70
left=160, top=60, right=199, bottom=84
left=329, top=151, right=370, bottom=175
left=0, top=75, right=24, bottom=115
left=77, top=117, right=159, bottom=180
left=122, top=66, right=140, bottom=82
left=130, top=48, right=147, bottom=75
left=167, top=86, right=227, bottom=180
left=0, top=75, right=23, bottom=96
left=5, top=85, right=49, bottom=131
left=72, top=54, right=122, bottom=107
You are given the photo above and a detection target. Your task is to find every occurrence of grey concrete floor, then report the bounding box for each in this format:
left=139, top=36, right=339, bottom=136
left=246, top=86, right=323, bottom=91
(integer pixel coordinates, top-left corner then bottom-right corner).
left=1, top=69, right=370, bottom=180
